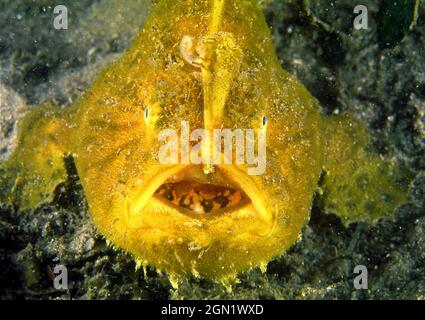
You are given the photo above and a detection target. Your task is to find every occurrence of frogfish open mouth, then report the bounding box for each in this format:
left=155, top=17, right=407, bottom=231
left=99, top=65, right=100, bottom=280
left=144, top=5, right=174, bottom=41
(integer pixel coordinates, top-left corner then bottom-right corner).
left=0, top=0, right=412, bottom=284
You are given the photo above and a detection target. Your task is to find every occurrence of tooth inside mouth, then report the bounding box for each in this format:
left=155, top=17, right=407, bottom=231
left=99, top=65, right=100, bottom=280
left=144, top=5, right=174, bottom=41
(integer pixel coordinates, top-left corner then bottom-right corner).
left=153, top=166, right=251, bottom=214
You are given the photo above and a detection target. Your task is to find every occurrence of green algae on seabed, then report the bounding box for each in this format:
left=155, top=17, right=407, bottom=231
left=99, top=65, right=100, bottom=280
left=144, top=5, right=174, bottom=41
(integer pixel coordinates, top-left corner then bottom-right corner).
left=377, top=0, right=421, bottom=49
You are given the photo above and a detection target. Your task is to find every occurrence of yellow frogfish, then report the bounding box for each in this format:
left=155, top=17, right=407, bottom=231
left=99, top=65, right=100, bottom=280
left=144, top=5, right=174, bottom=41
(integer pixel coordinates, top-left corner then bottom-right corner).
left=0, top=0, right=411, bottom=284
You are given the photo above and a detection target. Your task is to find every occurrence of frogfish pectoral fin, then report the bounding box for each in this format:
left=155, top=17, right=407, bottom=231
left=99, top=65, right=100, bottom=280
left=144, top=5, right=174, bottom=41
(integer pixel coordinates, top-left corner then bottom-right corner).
left=0, top=103, right=75, bottom=210
left=321, top=114, right=413, bottom=225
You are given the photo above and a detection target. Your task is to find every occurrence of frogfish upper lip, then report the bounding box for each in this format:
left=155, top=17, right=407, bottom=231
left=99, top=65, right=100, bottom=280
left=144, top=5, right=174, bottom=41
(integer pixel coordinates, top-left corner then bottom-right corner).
left=127, top=164, right=275, bottom=226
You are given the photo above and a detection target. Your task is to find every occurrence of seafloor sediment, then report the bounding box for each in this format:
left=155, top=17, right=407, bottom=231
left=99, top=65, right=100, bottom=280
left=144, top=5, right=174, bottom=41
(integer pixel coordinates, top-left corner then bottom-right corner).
left=0, top=0, right=424, bottom=299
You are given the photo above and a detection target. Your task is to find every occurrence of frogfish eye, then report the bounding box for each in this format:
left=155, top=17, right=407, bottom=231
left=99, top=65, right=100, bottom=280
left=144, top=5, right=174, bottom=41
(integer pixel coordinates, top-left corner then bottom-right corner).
left=262, top=115, right=268, bottom=127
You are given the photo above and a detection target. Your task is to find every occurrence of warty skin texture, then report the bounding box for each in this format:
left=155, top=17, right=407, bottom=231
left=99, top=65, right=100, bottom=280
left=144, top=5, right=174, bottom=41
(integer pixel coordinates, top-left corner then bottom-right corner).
left=74, top=0, right=324, bottom=281
left=0, top=0, right=410, bottom=284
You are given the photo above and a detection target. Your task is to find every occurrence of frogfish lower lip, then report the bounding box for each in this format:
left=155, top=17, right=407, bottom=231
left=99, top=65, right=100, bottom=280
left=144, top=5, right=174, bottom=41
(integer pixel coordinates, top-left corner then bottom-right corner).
left=127, top=164, right=276, bottom=227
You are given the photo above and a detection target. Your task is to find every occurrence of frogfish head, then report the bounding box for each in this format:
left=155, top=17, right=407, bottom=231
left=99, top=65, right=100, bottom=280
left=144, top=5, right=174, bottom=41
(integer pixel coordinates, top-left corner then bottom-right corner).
left=75, top=0, right=324, bottom=281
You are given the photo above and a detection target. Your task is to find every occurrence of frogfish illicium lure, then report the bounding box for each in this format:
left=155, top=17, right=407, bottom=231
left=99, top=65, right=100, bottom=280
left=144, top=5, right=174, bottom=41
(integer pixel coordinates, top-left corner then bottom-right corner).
left=0, top=0, right=411, bottom=285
